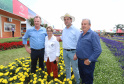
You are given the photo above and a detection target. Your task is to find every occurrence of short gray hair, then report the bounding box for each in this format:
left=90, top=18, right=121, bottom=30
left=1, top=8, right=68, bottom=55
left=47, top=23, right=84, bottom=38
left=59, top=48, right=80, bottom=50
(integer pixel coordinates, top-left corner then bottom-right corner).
left=34, top=16, right=41, bottom=20
left=82, top=19, right=91, bottom=25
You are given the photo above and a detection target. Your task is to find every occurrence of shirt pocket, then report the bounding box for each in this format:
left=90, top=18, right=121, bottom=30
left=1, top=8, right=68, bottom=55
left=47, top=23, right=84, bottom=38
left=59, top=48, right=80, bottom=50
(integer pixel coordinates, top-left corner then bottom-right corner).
left=81, top=38, right=91, bottom=46
left=49, top=42, right=56, bottom=50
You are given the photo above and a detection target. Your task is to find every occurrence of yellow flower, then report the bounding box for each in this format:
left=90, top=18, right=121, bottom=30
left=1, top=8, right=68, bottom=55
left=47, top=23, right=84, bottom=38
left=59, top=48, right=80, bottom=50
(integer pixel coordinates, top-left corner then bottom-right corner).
left=22, top=75, right=26, bottom=79
left=24, top=72, right=29, bottom=77
left=62, top=82, right=65, bottom=84
left=69, top=80, right=72, bottom=84
left=44, top=75, right=47, bottom=79
left=36, top=70, right=38, bottom=72
left=33, top=74, right=37, bottom=77
left=4, top=72, right=9, bottom=76
left=13, top=76, right=17, bottom=80
left=34, top=77, right=37, bottom=80
left=9, top=78, right=13, bottom=81
left=50, top=72, right=53, bottom=77
left=41, top=80, right=44, bottom=84
left=26, top=68, right=29, bottom=72
left=33, top=80, right=37, bottom=84
left=54, top=78, right=58, bottom=81
left=0, top=72, right=3, bottom=76
left=2, top=79, right=8, bottom=84
left=10, top=66, right=14, bottom=70
left=63, top=78, right=66, bottom=81
left=0, top=78, right=3, bottom=82
left=39, top=68, right=42, bottom=70
left=20, top=78, right=25, bottom=82
left=23, top=67, right=27, bottom=70
left=38, top=78, right=42, bottom=81
left=60, top=72, right=63, bottom=75
left=10, top=72, right=12, bottom=75
left=30, top=79, right=33, bottom=82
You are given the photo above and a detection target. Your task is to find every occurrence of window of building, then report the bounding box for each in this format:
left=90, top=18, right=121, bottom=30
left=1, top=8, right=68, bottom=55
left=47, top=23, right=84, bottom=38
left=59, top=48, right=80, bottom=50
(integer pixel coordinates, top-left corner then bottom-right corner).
left=4, top=22, right=16, bottom=32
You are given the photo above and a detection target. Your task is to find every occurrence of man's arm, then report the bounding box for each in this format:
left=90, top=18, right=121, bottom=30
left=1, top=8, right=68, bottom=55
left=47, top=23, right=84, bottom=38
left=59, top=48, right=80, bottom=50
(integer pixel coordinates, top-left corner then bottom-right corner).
left=56, top=36, right=62, bottom=42
left=22, top=29, right=31, bottom=54
left=24, top=44, right=31, bottom=54
left=55, top=39, right=60, bottom=62
left=89, top=33, right=102, bottom=62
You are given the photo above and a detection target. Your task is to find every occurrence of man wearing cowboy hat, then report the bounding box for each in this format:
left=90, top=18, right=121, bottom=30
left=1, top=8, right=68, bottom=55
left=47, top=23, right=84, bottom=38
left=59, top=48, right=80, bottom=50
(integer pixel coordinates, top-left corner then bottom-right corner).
left=57, top=13, right=80, bottom=84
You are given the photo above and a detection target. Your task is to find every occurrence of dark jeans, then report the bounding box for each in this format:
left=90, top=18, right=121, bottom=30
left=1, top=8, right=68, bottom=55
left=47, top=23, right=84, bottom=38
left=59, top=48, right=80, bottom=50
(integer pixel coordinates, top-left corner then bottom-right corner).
left=12, top=31, right=14, bottom=37
left=78, top=59, right=95, bottom=84
left=31, top=48, right=44, bottom=73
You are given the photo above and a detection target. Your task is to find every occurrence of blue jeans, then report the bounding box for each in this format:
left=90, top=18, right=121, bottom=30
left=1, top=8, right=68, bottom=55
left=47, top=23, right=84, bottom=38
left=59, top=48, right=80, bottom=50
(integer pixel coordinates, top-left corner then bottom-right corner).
left=63, top=49, right=80, bottom=84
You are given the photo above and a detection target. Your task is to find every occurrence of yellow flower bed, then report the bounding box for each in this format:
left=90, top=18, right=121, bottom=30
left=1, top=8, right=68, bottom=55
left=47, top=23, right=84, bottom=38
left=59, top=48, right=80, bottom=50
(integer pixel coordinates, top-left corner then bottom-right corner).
left=0, top=48, right=77, bottom=84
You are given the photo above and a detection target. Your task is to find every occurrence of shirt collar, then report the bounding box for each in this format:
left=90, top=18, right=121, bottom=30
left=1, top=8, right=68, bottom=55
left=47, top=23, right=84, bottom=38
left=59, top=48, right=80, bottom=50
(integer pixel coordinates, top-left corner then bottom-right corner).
left=81, top=28, right=91, bottom=35
left=65, top=24, right=73, bottom=29
left=47, top=34, right=54, bottom=40
left=33, top=26, right=43, bottom=31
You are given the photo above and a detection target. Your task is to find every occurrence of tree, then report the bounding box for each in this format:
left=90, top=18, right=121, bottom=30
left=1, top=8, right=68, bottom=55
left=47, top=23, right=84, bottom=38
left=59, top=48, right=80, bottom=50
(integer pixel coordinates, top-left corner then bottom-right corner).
left=28, top=18, right=48, bottom=28
left=28, top=18, right=34, bottom=26
left=44, top=24, right=48, bottom=28
left=114, top=24, right=124, bottom=32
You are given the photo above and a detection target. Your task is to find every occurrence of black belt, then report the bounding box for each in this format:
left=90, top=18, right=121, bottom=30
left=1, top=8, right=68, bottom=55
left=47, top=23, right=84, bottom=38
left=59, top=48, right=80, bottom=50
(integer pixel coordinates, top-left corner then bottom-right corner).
left=79, top=58, right=88, bottom=60
left=31, top=48, right=44, bottom=51
left=64, top=49, right=75, bottom=51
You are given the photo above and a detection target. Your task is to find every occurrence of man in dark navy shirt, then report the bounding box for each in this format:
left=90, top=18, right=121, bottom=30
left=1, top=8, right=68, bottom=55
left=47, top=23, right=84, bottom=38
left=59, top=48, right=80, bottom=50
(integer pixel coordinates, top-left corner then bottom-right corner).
left=74, top=19, right=102, bottom=84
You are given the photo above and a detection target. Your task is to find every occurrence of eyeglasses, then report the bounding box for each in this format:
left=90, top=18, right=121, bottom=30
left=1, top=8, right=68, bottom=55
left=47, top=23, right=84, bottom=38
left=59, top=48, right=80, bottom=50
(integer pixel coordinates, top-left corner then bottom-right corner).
left=47, top=30, right=52, bottom=32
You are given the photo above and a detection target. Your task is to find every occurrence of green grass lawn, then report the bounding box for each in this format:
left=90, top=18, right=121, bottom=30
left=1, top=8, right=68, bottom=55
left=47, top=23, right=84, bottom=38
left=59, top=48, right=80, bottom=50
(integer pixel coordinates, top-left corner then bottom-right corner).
left=94, top=40, right=124, bottom=84
left=0, top=37, right=22, bottom=43
left=0, top=40, right=124, bottom=83
left=0, top=47, right=30, bottom=66
left=0, top=42, right=62, bottom=66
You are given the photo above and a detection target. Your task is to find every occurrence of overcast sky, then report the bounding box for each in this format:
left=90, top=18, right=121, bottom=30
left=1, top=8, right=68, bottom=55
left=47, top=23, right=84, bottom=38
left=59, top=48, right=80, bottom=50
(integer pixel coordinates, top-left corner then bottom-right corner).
left=19, top=0, right=124, bottom=31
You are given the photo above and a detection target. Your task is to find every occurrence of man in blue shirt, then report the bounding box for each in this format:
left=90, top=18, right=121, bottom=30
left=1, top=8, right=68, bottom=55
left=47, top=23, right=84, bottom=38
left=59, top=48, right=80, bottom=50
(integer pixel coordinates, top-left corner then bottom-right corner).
left=57, top=13, right=80, bottom=84
left=74, top=19, right=102, bottom=84
left=22, top=16, right=47, bottom=73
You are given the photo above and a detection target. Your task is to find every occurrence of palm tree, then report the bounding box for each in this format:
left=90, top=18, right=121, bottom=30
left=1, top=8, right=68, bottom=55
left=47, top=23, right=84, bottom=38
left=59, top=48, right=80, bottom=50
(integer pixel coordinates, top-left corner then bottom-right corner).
left=28, top=18, right=48, bottom=28
left=114, top=24, right=124, bottom=32
left=28, top=18, right=34, bottom=26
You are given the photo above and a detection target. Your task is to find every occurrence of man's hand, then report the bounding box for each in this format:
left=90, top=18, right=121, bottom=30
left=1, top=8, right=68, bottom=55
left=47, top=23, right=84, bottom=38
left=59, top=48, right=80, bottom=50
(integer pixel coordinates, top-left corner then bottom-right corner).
left=84, top=59, right=90, bottom=65
left=55, top=57, right=59, bottom=62
left=73, top=54, right=78, bottom=60
left=26, top=47, right=31, bottom=54
left=24, top=45, right=31, bottom=54
left=56, top=37, right=60, bottom=42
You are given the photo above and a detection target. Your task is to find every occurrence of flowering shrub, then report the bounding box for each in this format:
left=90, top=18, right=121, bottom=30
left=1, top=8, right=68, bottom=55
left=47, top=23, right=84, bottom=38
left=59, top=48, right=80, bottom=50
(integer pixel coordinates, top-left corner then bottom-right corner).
left=0, top=41, right=29, bottom=51
left=101, top=37, right=124, bottom=70
left=0, top=48, right=77, bottom=84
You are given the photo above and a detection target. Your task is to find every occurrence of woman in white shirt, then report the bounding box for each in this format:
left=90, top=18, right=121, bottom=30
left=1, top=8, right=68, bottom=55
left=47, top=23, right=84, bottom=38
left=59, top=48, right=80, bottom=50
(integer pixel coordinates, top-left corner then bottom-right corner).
left=44, top=26, right=60, bottom=79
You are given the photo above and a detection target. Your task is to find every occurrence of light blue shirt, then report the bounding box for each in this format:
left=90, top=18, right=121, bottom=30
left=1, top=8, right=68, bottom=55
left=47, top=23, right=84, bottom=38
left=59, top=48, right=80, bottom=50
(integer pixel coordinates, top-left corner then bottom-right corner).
left=22, top=26, right=47, bottom=49
left=61, top=25, right=80, bottom=49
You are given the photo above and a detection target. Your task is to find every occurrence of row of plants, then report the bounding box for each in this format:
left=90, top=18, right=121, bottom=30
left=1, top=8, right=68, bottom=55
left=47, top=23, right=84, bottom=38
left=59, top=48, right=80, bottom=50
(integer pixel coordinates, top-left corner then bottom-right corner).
left=0, top=37, right=24, bottom=43
left=0, top=48, right=77, bottom=84
left=0, top=42, right=124, bottom=83
left=110, top=36, right=124, bottom=43
left=100, top=37, right=124, bottom=70
left=0, top=41, right=29, bottom=51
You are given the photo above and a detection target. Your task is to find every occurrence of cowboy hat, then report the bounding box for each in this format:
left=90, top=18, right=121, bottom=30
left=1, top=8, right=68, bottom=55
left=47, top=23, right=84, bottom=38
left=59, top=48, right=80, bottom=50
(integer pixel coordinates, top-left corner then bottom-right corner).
left=60, top=13, right=75, bottom=22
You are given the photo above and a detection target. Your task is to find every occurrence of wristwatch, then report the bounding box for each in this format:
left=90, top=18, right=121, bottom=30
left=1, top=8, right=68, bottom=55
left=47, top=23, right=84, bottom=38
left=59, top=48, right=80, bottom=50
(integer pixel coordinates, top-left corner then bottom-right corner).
left=89, top=60, right=91, bottom=63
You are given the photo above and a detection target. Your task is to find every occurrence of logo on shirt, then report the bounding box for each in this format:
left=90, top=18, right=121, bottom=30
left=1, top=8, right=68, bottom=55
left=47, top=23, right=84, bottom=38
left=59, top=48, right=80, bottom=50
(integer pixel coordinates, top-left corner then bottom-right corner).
left=51, top=43, right=54, bottom=47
